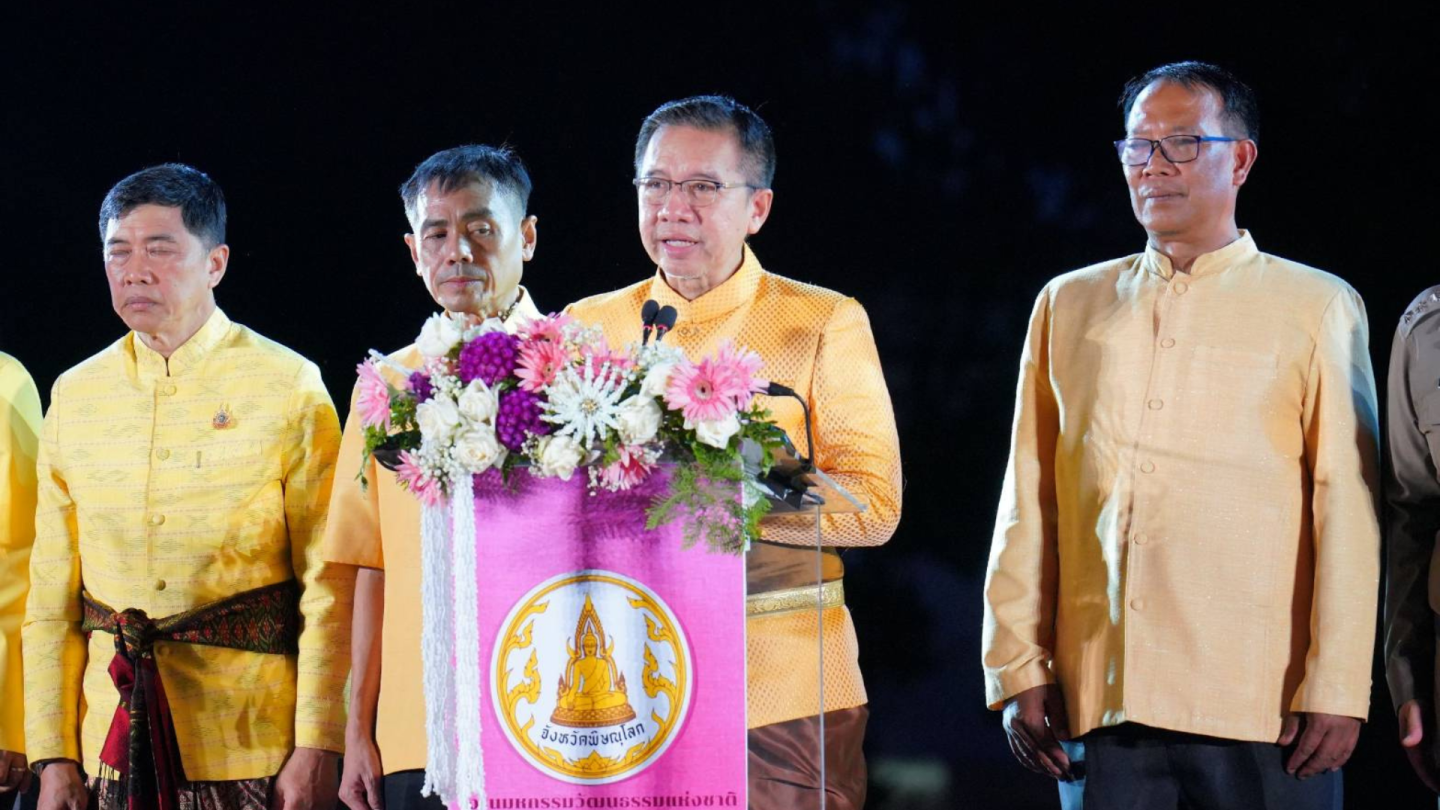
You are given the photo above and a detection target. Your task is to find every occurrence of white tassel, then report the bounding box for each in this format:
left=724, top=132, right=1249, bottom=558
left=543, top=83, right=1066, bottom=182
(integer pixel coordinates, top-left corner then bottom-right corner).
left=419, top=498, right=456, bottom=801
left=451, top=473, right=487, bottom=807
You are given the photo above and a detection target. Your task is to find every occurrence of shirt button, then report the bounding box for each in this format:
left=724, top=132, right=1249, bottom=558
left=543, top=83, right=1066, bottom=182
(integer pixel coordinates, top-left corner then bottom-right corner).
left=155, top=579, right=167, bottom=592
left=1173, top=281, right=1189, bottom=295
left=1139, top=461, right=1156, bottom=474
left=149, top=513, right=166, bottom=527
left=156, top=448, right=171, bottom=461
left=1147, top=399, right=1164, bottom=410
left=1133, top=532, right=1149, bottom=546
left=159, top=384, right=177, bottom=396
left=1160, top=338, right=1176, bottom=349
left=1130, top=598, right=1145, bottom=611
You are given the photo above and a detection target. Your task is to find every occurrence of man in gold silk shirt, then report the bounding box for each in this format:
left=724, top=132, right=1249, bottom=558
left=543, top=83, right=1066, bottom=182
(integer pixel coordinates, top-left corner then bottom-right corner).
left=24, top=165, right=352, bottom=810
left=567, top=96, right=903, bottom=810
left=1383, top=285, right=1440, bottom=794
left=322, top=146, right=542, bottom=810
left=1, top=352, right=42, bottom=802
left=983, top=63, right=1379, bottom=809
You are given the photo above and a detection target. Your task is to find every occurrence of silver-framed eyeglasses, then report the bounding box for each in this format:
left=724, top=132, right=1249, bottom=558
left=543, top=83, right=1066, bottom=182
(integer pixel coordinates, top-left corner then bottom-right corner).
left=633, top=177, right=755, bottom=207
left=1114, top=135, right=1241, bottom=166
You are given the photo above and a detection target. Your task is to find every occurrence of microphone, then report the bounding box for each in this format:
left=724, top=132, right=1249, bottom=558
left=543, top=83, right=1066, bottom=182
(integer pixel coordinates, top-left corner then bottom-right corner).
left=653, top=306, right=678, bottom=342
left=760, top=382, right=814, bottom=473
left=640, top=299, right=660, bottom=345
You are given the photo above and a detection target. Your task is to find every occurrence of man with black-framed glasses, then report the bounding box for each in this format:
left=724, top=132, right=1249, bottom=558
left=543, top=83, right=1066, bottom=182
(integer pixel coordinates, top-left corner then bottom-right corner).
left=567, top=95, right=903, bottom=810
left=983, top=61, right=1379, bottom=809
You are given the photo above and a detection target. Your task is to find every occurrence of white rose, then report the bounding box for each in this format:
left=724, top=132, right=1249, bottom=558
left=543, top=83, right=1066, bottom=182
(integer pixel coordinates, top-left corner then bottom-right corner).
left=533, top=434, right=585, bottom=481
left=691, top=413, right=741, bottom=449
left=416, top=312, right=465, bottom=358
left=416, top=394, right=463, bottom=442
left=615, top=395, right=663, bottom=446
left=457, top=379, right=498, bottom=426
left=640, top=361, right=677, bottom=398
left=454, top=427, right=505, bottom=473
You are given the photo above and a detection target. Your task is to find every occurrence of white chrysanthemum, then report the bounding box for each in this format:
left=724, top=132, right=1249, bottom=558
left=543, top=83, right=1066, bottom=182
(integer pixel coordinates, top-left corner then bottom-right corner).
left=542, top=357, right=626, bottom=450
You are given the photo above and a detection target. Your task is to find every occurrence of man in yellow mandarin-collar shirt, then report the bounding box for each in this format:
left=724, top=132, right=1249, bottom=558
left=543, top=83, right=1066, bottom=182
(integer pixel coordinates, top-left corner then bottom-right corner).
left=24, top=165, right=352, bottom=810
left=566, top=96, right=902, bottom=810
left=983, top=63, right=1379, bottom=809
left=1, top=352, right=42, bottom=800
left=323, top=146, right=542, bottom=810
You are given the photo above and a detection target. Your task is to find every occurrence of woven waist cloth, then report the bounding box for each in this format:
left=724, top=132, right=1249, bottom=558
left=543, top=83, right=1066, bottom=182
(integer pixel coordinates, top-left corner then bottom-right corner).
left=81, top=580, right=300, bottom=810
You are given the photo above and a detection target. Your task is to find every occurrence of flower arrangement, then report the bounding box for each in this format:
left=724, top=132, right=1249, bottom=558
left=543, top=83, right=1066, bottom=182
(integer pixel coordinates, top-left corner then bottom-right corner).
left=356, top=311, right=787, bottom=552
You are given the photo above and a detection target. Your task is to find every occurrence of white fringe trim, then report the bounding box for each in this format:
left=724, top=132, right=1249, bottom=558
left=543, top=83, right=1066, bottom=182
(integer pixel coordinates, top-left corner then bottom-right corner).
left=419, top=498, right=456, bottom=801
left=452, top=474, right=487, bottom=807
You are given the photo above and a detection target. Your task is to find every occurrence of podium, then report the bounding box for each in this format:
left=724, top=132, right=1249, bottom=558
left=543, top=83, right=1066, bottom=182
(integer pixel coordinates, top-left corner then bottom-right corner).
left=418, top=451, right=866, bottom=810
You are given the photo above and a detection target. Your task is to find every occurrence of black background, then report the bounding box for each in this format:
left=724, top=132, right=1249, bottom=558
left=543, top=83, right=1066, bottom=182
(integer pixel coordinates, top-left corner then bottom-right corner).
left=3, top=5, right=1436, bottom=808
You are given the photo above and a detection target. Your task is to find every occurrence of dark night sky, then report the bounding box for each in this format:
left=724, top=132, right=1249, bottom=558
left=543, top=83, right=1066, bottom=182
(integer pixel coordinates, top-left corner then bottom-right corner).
left=3, top=5, right=1437, bottom=807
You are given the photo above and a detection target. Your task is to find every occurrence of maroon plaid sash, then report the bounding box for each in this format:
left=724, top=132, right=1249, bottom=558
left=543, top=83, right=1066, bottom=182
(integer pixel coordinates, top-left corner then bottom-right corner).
left=81, top=581, right=300, bottom=810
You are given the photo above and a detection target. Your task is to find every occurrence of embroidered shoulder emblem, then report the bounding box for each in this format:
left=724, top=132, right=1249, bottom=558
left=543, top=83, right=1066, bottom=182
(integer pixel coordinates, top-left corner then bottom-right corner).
left=1401, top=286, right=1440, bottom=338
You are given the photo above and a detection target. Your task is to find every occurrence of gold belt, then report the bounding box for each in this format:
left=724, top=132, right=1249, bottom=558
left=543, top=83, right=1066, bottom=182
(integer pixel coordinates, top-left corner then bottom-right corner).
left=745, top=579, right=845, bottom=617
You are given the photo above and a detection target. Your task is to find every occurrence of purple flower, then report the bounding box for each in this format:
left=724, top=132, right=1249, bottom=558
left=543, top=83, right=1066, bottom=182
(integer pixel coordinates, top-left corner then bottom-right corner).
left=408, top=371, right=435, bottom=403
left=458, top=332, right=520, bottom=386
left=495, top=389, right=549, bottom=452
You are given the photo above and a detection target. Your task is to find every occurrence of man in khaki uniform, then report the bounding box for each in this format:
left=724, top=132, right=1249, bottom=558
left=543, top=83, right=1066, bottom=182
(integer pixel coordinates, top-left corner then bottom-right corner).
left=1384, top=285, right=1440, bottom=794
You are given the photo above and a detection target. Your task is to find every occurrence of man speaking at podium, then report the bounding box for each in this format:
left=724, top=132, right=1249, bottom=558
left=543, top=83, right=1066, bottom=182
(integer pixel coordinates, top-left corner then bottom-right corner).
left=567, top=95, right=903, bottom=810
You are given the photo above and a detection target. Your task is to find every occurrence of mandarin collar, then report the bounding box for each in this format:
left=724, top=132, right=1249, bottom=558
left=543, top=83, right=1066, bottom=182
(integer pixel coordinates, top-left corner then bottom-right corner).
left=507, top=286, right=543, bottom=328
left=646, top=244, right=763, bottom=325
left=128, top=308, right=232, bottom=380
left=1143, top=230, right=1258, bottom=280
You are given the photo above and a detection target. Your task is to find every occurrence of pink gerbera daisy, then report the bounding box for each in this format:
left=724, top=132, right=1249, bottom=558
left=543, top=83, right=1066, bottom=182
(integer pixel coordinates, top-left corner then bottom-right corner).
left=664, top=341, right=764, bottom=423
left=596, top=445, right=658, bottom=491
left=396, top=450, right=443, bottom=507
left=355, top=360, right=392, bottom=430
left=515, top=340, right=570, bottom=393
left=516, top=312, right=575, bottom=344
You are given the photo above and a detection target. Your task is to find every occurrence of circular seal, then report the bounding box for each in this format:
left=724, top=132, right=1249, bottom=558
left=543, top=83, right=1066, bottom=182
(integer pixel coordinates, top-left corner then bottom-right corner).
left=491, top=569, right=692, bottom=784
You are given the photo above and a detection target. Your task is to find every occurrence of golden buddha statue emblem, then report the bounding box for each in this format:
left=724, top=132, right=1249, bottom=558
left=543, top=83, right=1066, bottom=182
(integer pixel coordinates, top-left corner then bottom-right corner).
left=493, top=570, right=691, bottom=782
left=550, top=595, right=637, bottom=727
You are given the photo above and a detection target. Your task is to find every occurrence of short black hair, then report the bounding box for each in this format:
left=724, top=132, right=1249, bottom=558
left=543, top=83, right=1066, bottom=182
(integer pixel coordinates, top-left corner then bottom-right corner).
left=634, top=95, right=776, bottom=189
left=98, top=163, right=227, bottom=248
left=400, top=144, right=533, bottom=224
left=1120, top=61, right=1260, bottom=143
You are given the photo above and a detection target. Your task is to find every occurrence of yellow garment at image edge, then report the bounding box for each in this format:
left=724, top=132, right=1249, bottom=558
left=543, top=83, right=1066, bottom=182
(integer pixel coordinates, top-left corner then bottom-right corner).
left=23, top=310, right=354, bottom=779
left=0, top=352, right=42, bottom=754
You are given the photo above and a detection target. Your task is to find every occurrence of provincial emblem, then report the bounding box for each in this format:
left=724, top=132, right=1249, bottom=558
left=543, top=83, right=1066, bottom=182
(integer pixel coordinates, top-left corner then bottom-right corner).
left=491, top=569, right=691, bottom=784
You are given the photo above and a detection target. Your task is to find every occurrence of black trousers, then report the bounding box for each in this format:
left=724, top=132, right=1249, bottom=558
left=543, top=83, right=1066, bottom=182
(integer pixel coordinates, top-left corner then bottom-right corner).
left=381, top=770, right=446, bottom=810
left=1058, top=724, right=1342, bottom=810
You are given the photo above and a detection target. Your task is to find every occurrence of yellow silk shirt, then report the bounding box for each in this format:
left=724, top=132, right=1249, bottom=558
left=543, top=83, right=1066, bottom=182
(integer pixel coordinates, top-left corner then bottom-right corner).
left=567, top=247, right=903, bottom=728
left=982, top=232, right=1381, bottom=744
left=1, top=352, right=42, bottom=753
left=322, top=292, right=541, bottom=773
left=23, top=309, right=353, bottom=779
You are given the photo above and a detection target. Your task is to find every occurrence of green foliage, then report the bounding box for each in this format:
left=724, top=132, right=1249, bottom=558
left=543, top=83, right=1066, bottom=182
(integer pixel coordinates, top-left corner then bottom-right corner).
left=645, top=454, right=773, bottom=555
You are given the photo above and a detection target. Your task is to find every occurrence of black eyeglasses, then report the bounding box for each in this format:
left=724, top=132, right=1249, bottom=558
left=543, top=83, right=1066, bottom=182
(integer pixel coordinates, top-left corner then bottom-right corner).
left=1114, top=135, right=1242, bottom=166
left=633, top=177, right=756, bottom=207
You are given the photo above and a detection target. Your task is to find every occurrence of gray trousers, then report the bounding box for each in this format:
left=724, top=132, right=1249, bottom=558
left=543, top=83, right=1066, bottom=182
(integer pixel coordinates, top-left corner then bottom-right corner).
left=1058, top=724, right=1342, bottom=810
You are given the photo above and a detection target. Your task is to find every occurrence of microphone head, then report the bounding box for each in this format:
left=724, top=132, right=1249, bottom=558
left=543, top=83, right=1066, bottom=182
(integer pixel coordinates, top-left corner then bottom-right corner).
left=655, top=305, right=678, bottom=331
left=641, top=299, right=660, bottom=325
